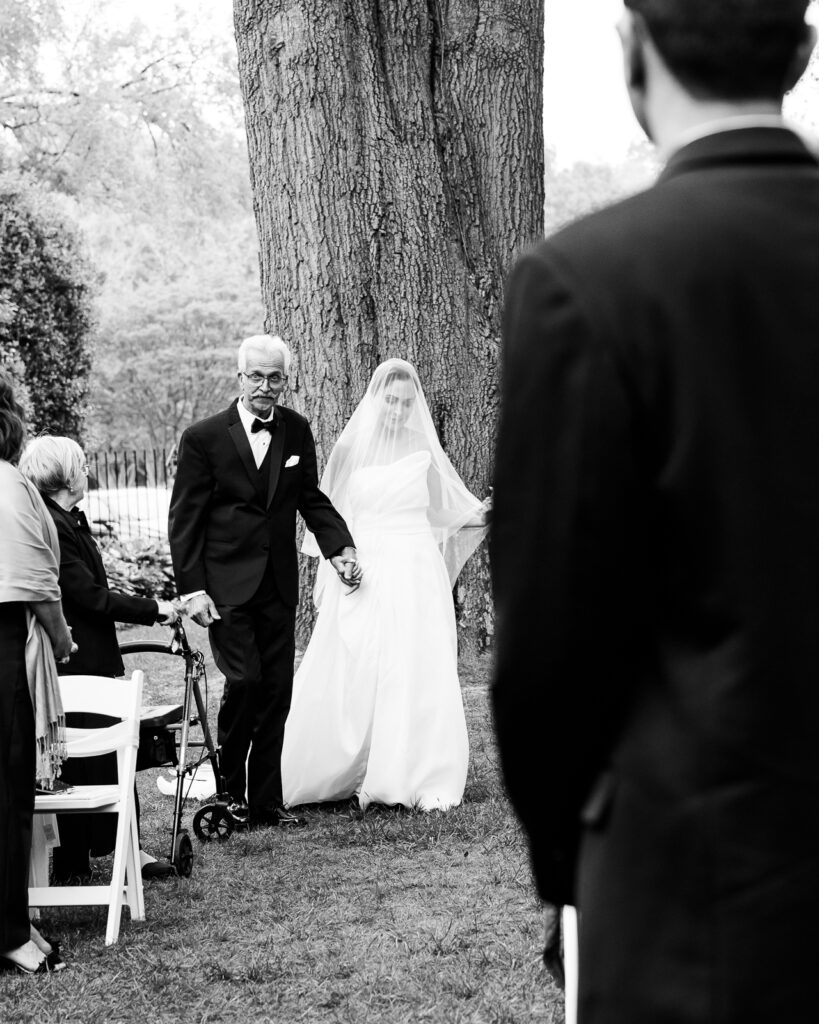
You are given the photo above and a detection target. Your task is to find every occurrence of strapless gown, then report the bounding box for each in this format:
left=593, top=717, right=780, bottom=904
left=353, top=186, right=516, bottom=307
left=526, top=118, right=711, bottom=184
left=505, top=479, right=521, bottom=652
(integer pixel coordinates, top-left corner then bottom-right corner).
left=281, top=450, right=468, bottom=811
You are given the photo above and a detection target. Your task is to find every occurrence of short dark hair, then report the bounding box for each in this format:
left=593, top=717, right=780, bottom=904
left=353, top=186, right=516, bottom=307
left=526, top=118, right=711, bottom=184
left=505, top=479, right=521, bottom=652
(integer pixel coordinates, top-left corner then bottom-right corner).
left=626, top=0, right=811, bottom=100
left=0, top=371, right=26, bottom=463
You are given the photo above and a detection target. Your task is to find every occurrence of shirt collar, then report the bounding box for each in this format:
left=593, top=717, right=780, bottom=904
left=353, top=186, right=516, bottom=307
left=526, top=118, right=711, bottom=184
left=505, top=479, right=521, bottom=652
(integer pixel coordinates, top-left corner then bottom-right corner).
left=237, top=397, right=277, bottom=434
left=662, top=114, right=788, bottom=162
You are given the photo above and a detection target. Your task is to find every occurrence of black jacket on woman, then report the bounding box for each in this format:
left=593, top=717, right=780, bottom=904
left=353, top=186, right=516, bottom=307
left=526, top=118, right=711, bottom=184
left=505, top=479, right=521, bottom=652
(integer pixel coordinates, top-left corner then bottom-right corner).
left=43, top=496, right=158, bottom=676
left=42, top=495, right=161, bottom=877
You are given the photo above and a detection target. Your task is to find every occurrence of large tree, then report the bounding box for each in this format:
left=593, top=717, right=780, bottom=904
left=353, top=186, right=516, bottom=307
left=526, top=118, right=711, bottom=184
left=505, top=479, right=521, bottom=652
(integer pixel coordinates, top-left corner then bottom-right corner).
left=234, top=0, right=544, bottom=648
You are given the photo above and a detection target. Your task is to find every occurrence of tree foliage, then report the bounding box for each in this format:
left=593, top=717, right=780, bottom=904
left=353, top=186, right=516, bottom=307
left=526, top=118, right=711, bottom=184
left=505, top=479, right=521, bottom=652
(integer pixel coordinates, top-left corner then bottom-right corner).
left=1, top=0, right=263, bottom=448
left=1, top=0, right=246, bottom=214
left=544, top=142, right=659, bottom=233
left=0, top=175, right=95, bottom=437
left=88, top=246, right=263, bottom=450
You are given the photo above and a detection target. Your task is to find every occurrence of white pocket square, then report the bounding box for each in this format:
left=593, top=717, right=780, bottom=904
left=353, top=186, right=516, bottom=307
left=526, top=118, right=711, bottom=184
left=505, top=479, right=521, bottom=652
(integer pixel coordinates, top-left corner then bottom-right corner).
left=284, top=455, right=300, bottom=468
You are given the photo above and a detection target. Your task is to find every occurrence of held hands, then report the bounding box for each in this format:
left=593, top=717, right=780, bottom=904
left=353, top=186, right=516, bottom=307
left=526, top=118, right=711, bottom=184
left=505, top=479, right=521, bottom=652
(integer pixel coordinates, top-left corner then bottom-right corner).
left=330, top=547, right=363, bottom=593
left=480, top=492, right=493, bottom=525
left=156, top=600, right=176, bottom=624
left=466, top=493, right=493, bottom=528
left=185, top=593, right=222, bottom=628
left=156, top=598, right=188, bottom=625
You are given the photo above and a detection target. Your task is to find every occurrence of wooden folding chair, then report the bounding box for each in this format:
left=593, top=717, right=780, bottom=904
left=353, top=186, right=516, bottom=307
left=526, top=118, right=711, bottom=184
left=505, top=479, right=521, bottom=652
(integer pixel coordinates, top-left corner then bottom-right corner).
left=29, top=670, right=146, bottom=945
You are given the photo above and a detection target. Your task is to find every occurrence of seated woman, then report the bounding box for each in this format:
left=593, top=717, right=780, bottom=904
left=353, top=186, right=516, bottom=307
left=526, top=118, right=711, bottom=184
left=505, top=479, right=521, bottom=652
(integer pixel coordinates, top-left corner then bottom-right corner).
left=0, top=372, right=71, bottom=973
left=19, top=436, right=177, bottom=881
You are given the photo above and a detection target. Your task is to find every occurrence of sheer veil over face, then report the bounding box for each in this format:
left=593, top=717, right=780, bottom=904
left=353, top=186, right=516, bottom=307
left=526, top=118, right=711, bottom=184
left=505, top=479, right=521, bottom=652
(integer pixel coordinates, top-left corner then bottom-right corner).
left=304, top=358, right=486, bottom=588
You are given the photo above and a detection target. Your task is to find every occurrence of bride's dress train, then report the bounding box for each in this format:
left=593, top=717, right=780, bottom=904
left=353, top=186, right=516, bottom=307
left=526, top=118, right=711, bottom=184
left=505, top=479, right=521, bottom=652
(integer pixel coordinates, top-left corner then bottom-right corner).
left=281, top=450, right=468, bottom=811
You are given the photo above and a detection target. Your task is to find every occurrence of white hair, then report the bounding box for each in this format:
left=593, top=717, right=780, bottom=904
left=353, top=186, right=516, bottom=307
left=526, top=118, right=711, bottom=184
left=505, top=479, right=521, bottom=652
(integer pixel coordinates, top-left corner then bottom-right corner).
left=19, top=435, right=86, bottom=496
left=237, top=334, right=291, bottom=375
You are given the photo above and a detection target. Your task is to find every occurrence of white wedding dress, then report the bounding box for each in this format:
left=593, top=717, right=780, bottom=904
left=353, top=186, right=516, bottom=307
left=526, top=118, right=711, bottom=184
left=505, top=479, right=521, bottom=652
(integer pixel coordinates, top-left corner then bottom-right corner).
left=281, top=450, right=469, bottom=811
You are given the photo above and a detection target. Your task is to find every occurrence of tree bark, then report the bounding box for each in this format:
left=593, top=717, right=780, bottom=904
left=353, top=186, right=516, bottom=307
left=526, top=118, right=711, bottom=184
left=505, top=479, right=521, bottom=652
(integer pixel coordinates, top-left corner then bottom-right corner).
left=234, top=0, right=544, bottom=648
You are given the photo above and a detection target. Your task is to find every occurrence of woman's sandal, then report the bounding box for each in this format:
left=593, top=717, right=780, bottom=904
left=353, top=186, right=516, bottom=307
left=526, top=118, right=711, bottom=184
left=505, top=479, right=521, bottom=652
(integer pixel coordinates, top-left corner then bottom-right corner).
left=0, top=953, right=63, bottom=974
left=29, top=929, right=65, bottom=970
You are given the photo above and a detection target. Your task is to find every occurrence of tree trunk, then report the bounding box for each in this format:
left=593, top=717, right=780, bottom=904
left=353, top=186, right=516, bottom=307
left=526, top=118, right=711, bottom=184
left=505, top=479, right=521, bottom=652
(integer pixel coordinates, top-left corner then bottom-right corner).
left=233, top=0, right=544, bottom=648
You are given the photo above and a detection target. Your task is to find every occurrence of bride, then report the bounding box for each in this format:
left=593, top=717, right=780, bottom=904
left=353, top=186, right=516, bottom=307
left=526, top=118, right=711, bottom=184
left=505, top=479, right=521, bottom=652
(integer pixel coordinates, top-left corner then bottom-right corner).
left=281, top=358, right=490, bottom=811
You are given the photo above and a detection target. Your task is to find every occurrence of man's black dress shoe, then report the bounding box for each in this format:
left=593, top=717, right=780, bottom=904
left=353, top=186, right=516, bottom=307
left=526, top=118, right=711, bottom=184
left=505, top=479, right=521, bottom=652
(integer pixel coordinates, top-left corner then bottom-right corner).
left=249, top=805, right=306, bottom=828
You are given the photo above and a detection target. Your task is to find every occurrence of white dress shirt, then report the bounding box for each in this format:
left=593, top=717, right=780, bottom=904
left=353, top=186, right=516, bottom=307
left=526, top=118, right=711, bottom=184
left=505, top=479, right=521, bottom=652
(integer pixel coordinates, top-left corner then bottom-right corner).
left=237, top=397, right=276, bottom=469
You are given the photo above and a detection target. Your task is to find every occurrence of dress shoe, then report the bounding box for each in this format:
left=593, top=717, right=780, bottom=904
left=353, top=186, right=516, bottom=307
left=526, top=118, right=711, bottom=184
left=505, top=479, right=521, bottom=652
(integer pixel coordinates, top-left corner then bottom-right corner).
left=249, top=805, right=306, bottom=829
left=0, top=952, right=62, bottom=974
left=30, top=928, right=62, bottom=963
left=45, top=949, right=67, bottom=971
left=141, top=859, right=175, bottom=880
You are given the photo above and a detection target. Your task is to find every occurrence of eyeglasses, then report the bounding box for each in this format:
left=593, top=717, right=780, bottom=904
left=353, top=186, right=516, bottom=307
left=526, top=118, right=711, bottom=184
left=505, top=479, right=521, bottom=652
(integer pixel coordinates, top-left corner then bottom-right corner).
left=242, top=371, right=287, bottom=389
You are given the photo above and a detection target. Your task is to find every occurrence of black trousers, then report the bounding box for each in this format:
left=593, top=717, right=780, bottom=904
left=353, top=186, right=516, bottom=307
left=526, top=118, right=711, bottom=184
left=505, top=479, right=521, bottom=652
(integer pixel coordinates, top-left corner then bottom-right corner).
left=0, top=603, right=35, bottom=950
left=210, top=572, right=296, bottom=812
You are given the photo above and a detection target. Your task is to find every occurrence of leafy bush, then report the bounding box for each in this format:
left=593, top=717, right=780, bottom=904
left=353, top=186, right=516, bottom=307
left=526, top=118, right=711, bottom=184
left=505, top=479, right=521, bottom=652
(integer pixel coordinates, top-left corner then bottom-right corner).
left=98, top=535, right=178, bottom=602
left=0, top=174, right=96, bottom=438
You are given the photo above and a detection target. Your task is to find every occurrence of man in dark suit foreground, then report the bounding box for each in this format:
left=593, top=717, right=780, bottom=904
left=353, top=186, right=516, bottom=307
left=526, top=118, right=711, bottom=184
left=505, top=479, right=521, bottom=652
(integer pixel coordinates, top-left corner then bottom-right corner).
left=491, top=1, right=819, bottom=1020
left=169, top=335, right=360, bottom=827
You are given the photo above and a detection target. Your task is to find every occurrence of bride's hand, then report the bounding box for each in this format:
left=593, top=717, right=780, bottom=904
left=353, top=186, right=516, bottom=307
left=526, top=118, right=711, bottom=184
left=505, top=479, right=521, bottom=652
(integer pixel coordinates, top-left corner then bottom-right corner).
left=330, top=549, right=363, bottom=592
left=480, top=493, right=493, bottom=524
left=466, top=494, right=492, bottom=528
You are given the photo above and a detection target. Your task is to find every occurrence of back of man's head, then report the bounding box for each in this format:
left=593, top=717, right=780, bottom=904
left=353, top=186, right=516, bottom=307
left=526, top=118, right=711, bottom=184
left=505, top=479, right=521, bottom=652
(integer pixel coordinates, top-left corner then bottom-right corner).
left=625, top=0, right=812, bottom=100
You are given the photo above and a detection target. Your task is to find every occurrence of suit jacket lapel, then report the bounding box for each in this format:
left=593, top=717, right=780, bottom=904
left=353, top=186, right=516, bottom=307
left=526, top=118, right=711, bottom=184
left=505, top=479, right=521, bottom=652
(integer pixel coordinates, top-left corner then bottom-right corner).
left=266, top=411, right=285, bottom=509
left=227, top=401, right=267, bottom=504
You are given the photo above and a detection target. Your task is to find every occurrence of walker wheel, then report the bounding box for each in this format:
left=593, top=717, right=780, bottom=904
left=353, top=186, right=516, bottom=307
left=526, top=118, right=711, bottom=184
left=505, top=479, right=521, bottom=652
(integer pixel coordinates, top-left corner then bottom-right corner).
left=172, top=831, right=195, bottom=877
left=193, top=804, right=234, bottom=842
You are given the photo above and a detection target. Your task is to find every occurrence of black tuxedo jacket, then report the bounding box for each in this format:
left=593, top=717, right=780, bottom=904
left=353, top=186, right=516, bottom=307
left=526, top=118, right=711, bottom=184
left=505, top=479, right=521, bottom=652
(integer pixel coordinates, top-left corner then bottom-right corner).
left=43, top=496, right=159, bottom=676
left=168, top=400, right=353, bottom=608
left=492, top=128, right=819, bottom=1017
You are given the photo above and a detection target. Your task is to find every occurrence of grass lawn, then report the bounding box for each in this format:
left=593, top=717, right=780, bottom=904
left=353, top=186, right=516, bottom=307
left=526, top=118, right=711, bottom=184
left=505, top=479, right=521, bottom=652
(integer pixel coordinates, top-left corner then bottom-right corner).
left=4, top=622, right=563, bottom=1023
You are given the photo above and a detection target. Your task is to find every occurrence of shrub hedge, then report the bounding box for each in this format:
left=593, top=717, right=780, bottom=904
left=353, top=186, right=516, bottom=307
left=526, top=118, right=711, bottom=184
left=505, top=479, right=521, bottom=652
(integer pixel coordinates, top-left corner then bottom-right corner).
left=98, top=535, right=178, bottom=602
left=0, top=174, right=96, bottom=439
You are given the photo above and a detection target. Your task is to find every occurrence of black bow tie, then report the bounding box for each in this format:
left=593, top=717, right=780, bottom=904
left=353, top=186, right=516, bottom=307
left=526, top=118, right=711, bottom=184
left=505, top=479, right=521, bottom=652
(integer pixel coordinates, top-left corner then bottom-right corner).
left=251, top=416, right=277, bottom=434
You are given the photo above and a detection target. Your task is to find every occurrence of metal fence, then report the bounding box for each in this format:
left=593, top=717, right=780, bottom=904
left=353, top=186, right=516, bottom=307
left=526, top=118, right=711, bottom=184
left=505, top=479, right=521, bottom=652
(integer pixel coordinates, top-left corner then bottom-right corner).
left=85, top=448, right=176, bottom=543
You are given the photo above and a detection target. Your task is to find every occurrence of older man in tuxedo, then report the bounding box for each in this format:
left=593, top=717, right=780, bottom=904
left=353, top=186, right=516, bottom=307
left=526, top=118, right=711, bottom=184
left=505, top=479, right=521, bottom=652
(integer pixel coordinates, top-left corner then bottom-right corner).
left=169, top=335, right=360, bottom=828
left=492, top=1, right=819, bottom=1020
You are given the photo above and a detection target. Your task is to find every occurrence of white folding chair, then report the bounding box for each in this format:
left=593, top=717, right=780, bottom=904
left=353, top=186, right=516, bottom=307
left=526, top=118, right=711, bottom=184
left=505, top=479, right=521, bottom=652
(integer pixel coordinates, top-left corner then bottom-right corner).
left=29, top=671, right=146, bottom=945
left=563, top=905, right=579, bottom=1024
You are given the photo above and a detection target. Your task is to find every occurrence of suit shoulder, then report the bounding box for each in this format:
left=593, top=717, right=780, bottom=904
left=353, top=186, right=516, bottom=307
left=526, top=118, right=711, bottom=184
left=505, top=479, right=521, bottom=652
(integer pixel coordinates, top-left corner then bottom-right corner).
left=543, top=186, right=672, bottom=261
left=513, top=180, right=728, bottom=309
